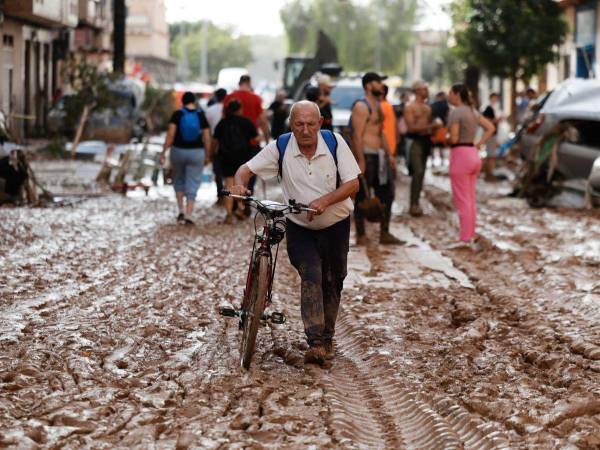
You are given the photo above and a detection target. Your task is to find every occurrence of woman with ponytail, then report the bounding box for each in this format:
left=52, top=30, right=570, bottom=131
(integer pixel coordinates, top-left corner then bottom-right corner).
left=447, top=84, right=495, bottom=245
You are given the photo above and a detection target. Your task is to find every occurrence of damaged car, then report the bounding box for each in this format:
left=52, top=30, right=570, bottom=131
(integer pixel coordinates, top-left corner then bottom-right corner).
left=517, top=79, right=600, bottom=207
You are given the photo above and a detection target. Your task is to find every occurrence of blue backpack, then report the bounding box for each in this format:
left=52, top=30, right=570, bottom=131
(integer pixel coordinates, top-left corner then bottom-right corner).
left=276, top=129, right=340, bottom=187
left=179, top=108, right=201, bottom=142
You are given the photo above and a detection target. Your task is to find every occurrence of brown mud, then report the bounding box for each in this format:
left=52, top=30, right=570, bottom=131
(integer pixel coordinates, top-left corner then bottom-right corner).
left=1, top=163, right=599, bottom=448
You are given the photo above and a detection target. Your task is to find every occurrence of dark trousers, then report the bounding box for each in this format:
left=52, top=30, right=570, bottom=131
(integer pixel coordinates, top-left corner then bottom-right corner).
left=354, top=154, right=394, bottom=236
left=213, top=157, right=224, bottom=197
left=286, top=217, right=350, bottom=346
left=408, top=136, right=431, bottom=206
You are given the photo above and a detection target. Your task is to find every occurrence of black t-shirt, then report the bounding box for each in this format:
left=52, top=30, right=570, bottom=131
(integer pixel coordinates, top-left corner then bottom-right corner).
left=169, top=108, right=209, bottom=149
left=431, top=100, right=450, bottom=126
left=320, top=103, right=333, bottom=131
left=268, top=101, right=287, bottom=138
left=482, top=106, right=497, bottom=135
left=213, top=115, right=258, bottom=164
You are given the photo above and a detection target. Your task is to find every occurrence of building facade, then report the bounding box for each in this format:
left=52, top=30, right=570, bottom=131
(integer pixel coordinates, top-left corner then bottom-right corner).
left=1, top=0, right=78, bottom=139
left=125, top=0, right=175, bottom=85
left=545, top=0, right=599, bottom=90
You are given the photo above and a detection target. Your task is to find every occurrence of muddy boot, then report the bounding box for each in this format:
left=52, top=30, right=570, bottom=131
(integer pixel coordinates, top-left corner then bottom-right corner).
left=356, top=234, right=368, bottom=246
left=323, top=342, right=335, bottom=360
left=224, top=213, right=233, bottom=225
left=304, top=346, right=327, bottom=366
left=409, top=205, right=423, bottom=217
left=380, top=231, right=405, bottom=245
left=177, top=212, right=185, bottom=224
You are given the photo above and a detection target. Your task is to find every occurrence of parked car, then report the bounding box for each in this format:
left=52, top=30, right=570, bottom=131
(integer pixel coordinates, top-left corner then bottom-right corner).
left=330, top=77, right=364, bottom=134
left=518, top=79, right=600, bottom=204
left=47, top=78, right=147, bottom=143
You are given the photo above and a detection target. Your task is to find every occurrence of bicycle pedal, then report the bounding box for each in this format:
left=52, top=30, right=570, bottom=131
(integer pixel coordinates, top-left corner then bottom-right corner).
left=269, top=312, right=286, bottom=324
left=219, top=306, right=239, bottom=318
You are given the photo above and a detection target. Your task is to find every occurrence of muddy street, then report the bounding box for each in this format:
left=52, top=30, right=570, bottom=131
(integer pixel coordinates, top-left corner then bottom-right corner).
left=1, top=170, right=600, bottom=449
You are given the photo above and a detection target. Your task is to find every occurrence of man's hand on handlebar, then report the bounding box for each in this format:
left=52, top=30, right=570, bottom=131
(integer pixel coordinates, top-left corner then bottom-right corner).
left=229, top=185, right=251, bottom=196
left=307, top=197, right=329, bottom=222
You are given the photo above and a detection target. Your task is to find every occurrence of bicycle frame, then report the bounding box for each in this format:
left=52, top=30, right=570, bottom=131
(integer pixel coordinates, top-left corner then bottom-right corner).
left=241, top=212, right=285, bottom=323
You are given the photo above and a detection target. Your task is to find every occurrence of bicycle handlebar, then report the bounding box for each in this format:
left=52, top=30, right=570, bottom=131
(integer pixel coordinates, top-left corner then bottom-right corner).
left=221, top=190, right=317, bottom=214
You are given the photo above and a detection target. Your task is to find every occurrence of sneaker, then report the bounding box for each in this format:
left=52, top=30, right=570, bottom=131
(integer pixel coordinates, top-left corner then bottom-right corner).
left=304, top=345, right=327, bottom=366
left=380, top=231, right=405, bottom=245
left=184, top=218, right=195, bottom=226
left=177, top=213, right=185, bottom=224
left=323, top=342, right=335, bottom=360
left=356, top=234, right=368, bottom=246
left=224, top=213, right=234, bottom=225
left=409, top=205, right=423, bottom=217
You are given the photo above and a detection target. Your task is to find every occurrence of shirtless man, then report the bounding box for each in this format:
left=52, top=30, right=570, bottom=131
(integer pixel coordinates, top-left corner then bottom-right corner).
left=351, top=72, right=402, bottom=246
left=404, top=80, right=434, bottom=216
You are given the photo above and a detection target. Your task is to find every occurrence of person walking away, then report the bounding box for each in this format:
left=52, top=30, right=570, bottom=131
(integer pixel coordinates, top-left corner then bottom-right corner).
left=430, top=91, right=450, bottom=167
left=379, top=84, right=399, bottom=159
left=160, top=91, right=211, bottom=225
left=447, top=84, right=495, bottom=245
left=213, top=100, right=258, bottom=224
left=404, top=80, right=435, bottom=217
left=205, top=88, right=227, bottom=204
left=224, top=75, right=270, bottom=146
left=230, top=101, right=360, bottom=365
left=316, top=74, right=335, bottom=131
left=267, top=89, right=288, bottom=139
left=350, top=72, right=403, bottom=246
left=482, top=92, right=503, bottom=181
left=224, top=75, right=270, bottom=206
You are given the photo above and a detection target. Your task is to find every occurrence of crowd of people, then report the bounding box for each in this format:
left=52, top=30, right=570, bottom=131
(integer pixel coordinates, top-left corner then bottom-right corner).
left=161, top=73, right=515, bottom=248
left=158, top=72, right=515, bottom=364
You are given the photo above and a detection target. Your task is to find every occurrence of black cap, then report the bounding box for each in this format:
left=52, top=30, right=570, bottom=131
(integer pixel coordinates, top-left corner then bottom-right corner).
left=362, top=72, right=387, bottom=88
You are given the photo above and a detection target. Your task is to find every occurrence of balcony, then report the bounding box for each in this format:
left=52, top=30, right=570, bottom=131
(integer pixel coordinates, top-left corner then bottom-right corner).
left=4, top=0, right=78, bottom=28
left=78, top=0, right=110, bottom=29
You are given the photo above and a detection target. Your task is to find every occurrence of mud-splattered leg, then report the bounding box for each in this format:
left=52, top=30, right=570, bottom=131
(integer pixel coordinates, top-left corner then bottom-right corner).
left=319, top=217, right=350, bottom=343
left=286, top=220, right=325, bottom=346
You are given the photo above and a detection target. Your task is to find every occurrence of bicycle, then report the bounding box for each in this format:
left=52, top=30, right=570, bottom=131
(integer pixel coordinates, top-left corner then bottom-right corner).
left=218, top=191, right=316, bottom=369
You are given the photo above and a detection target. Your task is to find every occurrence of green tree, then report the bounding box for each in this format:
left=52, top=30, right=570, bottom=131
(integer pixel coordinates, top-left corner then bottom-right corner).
left=280, top=0, right=416, bottom=75
left=170, top=22, right=253, bottom=82
left=455, top=0, right=568, bottom=125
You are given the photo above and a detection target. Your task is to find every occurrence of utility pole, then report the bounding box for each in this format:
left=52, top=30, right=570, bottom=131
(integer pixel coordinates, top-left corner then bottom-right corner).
left=200, top=20, right=208, bottom=83
left=375, top=8, right=382, bottom=72
left=113, top=0, right=126, bottom=74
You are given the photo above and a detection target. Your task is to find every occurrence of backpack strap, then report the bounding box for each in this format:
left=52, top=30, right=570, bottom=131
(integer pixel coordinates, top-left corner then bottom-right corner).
left=276, top=132, right=292, bottom=181
left=319, top=129, right=341, bottom=188
left=277, top=130, right=341, bottom=187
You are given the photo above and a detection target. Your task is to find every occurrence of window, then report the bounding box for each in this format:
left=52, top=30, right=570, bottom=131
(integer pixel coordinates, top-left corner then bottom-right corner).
left=2, top=35, right=15, bottom=48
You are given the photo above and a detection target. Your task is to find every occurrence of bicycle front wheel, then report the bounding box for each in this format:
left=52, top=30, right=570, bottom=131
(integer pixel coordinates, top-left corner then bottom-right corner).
left=240, top=254, right=270, bottom=370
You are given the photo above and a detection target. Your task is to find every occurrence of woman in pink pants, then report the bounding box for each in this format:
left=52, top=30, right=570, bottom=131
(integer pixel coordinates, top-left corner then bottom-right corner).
left=447, top=84, right=495, bottom=243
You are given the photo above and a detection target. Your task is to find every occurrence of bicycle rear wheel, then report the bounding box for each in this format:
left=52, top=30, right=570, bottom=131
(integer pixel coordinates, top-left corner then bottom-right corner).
left=240, top=254, right=270, bottom=370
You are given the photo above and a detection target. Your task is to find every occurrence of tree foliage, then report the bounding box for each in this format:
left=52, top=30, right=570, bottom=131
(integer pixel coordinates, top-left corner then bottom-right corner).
left=280, top=0, right=417, bottom=75
left=454, top=0, right=568, bottom=81
left=170, top=22, right=253, bottom=81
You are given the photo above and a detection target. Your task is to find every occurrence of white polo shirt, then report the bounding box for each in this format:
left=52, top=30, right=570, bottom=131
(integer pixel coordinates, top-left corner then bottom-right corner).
left=247, top=132, right=361, bottom=230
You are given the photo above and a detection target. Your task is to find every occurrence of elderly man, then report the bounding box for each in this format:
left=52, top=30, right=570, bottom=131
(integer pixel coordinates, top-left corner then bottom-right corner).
left=231, top=101, right=360, bottom=365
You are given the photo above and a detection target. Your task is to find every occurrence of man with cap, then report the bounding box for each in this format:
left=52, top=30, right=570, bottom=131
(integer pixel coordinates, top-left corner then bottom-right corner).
left=316, top=74, right=335, bottom=131
left=350, top=72, right=403, bottom=246
left=404, top=80, right=434, bottom=217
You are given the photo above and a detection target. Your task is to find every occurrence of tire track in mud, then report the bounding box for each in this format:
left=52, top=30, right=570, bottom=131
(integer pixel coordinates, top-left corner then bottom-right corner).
left=319, top=311, right=510, bottom=450
left=420, top=181, right=600, bottom=366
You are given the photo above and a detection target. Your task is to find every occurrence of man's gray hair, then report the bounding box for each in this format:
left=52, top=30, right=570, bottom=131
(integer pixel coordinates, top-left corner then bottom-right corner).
left=289, top=100, right=321, bottom=122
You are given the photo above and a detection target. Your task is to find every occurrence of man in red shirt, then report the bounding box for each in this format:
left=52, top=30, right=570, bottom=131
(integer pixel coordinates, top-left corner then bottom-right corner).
left=224, top=75, right=270, bottom=142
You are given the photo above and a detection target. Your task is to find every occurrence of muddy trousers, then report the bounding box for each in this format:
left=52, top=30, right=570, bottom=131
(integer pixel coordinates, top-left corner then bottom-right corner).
left=449, top=146, right=482, bottom=242
left=408, top=136, right=431, bottom=207
left=286, top=217, right=350, bottom=347
left=354, top=154, right=394, bottom=236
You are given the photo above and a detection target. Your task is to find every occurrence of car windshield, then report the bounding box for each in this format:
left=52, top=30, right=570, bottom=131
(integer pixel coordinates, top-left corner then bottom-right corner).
left=331, top=85, right=364, bottom=110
